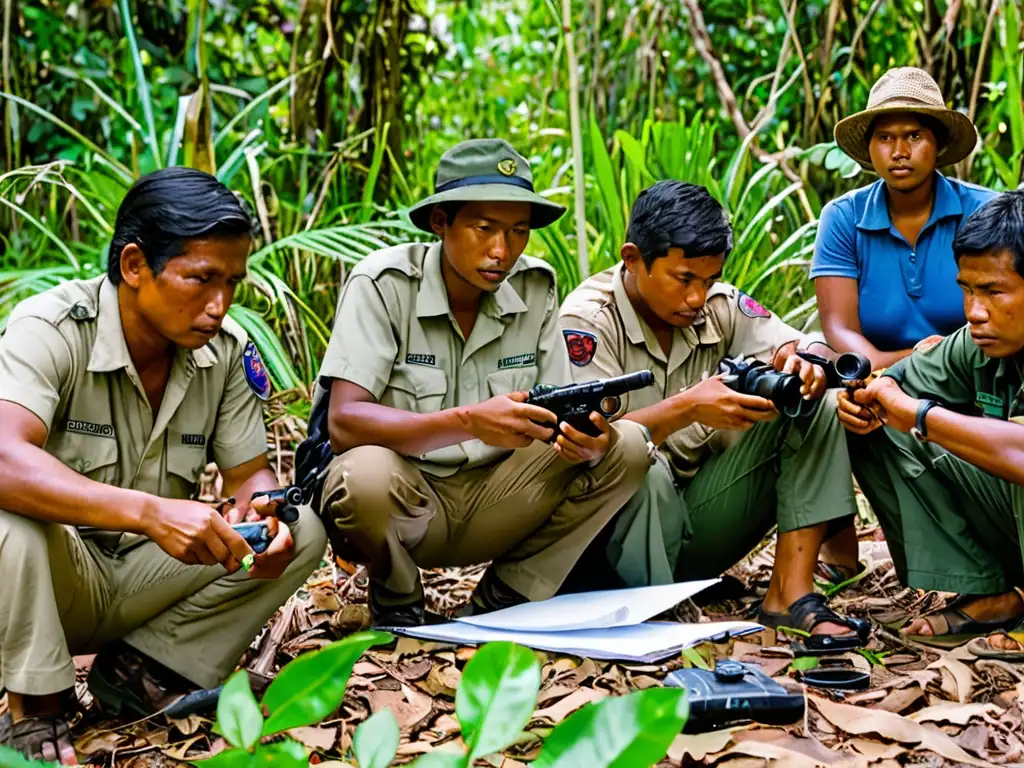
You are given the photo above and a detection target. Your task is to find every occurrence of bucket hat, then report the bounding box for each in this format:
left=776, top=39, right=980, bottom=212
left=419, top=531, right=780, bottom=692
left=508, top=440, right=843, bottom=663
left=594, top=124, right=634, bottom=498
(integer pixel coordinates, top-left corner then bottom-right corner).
left=834, top=67, right=978, bottom=170
left=408, top=139, right=566, bottom=232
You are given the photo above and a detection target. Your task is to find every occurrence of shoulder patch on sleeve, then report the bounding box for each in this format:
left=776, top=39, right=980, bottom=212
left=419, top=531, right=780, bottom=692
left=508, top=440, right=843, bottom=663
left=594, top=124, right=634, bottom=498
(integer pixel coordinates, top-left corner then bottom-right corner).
left=563, top=329, right=598, bottom=367
left=242, top=341, right=272, bottom=400
left=738, top=292, right=771, bottom=319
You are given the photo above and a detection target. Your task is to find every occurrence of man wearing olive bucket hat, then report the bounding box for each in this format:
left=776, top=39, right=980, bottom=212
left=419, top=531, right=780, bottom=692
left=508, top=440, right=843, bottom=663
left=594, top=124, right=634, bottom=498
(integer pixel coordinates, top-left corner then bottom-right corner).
left=294, top=139, right=651, bottom=626
left=810, top=67, right=996, bottom=592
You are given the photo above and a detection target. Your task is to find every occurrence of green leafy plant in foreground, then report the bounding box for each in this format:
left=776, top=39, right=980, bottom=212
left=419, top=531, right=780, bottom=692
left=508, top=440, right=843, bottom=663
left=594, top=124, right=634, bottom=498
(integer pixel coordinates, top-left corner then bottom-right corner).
left=0, top=637, right=688, bottom=768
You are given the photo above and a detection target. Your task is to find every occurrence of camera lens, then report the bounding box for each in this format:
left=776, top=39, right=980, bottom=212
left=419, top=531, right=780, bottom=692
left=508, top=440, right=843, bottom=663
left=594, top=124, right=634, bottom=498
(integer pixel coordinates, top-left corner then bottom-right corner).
left=835, top=352, right=871, bottom=382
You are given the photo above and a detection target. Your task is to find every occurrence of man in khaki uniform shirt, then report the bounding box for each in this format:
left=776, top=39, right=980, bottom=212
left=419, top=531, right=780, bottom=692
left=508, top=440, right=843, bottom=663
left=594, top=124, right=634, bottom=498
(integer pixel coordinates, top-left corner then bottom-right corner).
left=560, top=181, right=867, bottom=651
left=298, top=139, right=650, bottom=626
left=0, top=169, right=326, bottom=764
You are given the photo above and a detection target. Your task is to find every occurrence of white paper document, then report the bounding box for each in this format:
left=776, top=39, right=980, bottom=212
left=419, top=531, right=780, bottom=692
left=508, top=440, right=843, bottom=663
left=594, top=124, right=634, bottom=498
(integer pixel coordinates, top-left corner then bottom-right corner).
left=398, top=619, right=761, bottom=663
left=456, top=579, right=722, bottom=632
left=384, top=579, right=764, bottom=662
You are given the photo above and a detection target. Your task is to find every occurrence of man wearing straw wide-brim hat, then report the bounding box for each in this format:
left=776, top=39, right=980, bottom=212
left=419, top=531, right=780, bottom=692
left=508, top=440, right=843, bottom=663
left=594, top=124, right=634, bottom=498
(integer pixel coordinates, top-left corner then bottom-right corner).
left=812, top=67, right=997, bottom=598
left=834, top=67, right=978, bottom=172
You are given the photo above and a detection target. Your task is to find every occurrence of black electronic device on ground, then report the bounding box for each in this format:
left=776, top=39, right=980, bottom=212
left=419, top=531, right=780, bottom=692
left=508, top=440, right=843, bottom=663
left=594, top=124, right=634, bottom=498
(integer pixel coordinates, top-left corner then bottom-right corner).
left=663, top=660, right=806, bottom=733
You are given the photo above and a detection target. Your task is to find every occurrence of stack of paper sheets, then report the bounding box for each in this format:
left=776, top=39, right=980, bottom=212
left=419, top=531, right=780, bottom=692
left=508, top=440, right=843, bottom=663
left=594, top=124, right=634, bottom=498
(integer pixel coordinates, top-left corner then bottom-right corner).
left=385, top=579, right=763, bottom=663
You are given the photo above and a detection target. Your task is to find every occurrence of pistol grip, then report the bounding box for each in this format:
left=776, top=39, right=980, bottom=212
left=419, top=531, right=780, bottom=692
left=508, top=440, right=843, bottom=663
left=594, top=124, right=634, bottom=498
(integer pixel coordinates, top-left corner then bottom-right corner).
left=232, top=522, right=272, bottom=554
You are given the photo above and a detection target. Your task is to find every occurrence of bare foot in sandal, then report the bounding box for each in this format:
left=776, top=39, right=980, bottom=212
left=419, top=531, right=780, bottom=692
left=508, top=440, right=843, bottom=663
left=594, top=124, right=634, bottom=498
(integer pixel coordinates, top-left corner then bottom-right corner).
left=904, top=590, right=1024, bottom=638
left=4, top=691, right=79, bottom=765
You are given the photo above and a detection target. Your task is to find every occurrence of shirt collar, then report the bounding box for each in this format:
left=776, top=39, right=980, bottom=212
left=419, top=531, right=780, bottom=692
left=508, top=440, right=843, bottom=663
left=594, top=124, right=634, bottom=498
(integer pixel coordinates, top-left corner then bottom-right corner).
left=857, top=173, right=964, bottom=232
left=612, top=263, right=647, bottom=345
left=88, top=278, right=217, bottom=373
left=417, top=242, right=528, bottom=319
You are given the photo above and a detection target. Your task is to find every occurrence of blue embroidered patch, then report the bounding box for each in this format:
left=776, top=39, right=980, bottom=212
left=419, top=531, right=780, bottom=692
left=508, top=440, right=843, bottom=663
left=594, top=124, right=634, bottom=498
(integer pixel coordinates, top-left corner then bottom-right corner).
left=243, top=341, right=272, bottom=400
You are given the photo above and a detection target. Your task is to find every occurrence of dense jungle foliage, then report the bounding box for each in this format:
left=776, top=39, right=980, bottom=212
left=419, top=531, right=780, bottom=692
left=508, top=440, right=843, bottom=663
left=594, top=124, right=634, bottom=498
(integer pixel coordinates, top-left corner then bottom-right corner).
left=2, top=0, right=1023, bottom=411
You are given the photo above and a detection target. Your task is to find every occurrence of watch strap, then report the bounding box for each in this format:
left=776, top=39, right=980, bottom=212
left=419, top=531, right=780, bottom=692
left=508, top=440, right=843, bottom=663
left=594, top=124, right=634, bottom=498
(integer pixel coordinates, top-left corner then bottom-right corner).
left=911, top=399, right=939, bottom=441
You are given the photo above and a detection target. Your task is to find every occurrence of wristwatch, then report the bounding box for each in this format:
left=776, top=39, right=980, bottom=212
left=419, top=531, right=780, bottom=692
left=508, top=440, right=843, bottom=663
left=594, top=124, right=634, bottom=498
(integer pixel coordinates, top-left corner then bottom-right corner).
left=910, top=399, right=939, bottom=442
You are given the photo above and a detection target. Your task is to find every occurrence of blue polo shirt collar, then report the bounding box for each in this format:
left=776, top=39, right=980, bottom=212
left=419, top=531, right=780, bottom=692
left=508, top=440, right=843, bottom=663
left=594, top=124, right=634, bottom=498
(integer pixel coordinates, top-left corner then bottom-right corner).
left=856, top=174, right=964, bottom=233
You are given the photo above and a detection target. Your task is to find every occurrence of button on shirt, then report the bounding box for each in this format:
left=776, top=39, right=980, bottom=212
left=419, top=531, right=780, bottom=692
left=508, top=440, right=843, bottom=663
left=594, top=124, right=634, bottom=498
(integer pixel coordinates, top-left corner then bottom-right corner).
left=0, top=276, right=269, bottom=503
left=810, top=174, right=996, bottom=352
left=559, top=264, right=812, bottom=480
left=313, top=242, right=572, bottom=477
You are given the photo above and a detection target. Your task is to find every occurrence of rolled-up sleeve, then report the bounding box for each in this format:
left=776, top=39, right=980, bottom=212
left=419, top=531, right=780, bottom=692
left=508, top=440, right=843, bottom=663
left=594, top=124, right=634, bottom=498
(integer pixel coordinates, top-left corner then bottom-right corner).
left=0, top=317, right=73, bottom=433
left=810, top=200, right=859, bottom=280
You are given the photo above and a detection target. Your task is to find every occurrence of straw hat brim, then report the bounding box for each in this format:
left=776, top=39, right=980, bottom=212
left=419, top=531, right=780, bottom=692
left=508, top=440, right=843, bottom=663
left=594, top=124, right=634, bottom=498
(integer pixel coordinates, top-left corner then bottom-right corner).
left=408, top=184, right=567, bottom=233
left=834, top=104, right=978, bottom=170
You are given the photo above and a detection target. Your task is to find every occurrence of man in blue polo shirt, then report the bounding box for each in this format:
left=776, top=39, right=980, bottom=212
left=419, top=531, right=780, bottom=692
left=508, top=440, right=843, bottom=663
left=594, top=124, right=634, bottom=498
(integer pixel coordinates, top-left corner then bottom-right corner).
left=812, top=68, right=995, bottom=368
left=810, top=67, right=995, bottom=587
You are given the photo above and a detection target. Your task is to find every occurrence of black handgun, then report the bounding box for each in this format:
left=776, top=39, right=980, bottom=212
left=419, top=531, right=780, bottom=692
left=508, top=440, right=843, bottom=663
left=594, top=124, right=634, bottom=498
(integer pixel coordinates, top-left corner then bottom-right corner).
left=232, top=485, right=304, bottom=555
left=526, top=370, right=655, bottom=438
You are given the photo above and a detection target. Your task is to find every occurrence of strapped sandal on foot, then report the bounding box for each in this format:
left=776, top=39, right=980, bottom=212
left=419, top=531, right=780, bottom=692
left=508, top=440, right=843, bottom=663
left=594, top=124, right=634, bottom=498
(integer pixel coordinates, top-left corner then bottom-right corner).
left=966, top=617, right=1024, bottom=661
left=903, top=593, right=1024, bottom=649
left=1, top=713, right=78, bottom=765
left=756, top=592, right=871, bottom=655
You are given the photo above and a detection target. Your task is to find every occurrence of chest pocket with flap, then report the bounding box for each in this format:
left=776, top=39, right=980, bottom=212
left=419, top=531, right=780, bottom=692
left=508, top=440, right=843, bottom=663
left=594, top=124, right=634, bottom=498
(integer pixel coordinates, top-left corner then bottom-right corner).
left=50, top=430, right=120, bottom=485
left=166, top=427, right=211, bottom=486
left=384, top=364, right=448, bottom=413
left=486, top=366, right=540, bottom=397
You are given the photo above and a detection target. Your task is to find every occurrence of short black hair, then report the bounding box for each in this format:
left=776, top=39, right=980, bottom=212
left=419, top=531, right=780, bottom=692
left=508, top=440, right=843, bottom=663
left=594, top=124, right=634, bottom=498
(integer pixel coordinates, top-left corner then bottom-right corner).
left=625, top=181, right=732, bottom=268
left=953, top=190, right=1024, bottom=277
left=866, top=113, right=949, bottom=148
left=107, top=167, right=256, bottom=285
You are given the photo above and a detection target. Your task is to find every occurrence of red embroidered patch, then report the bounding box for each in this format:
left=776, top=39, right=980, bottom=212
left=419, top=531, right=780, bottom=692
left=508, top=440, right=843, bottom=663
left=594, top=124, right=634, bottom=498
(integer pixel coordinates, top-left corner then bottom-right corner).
left=563, top=329, right=598, bottom=367
left=738, top=292, right=771, bottom=319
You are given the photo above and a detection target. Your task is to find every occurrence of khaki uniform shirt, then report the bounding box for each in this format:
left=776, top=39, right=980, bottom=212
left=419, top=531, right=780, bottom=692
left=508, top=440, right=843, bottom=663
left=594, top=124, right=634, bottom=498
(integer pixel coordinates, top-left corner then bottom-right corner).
left=559, top=263, right=812, bottom=480
left=0, top=276, right=268, bottom=503
left=313, top=242, right=571, bottom=477
left=885, top=324, right=1024, bottom=423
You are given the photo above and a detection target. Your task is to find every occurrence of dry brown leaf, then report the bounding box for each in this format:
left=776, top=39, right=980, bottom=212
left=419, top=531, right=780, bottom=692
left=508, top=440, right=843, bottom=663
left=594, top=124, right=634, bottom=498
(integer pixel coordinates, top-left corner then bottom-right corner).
left=666, top=727, right=743, bottom=761
left=908, top=702, right=1002, bottom=725
left=872, top=686, right=923, bottom=713
left=629, top=675, right=661, bottom=690
left=733, top=730, right=839, bottom=765
left=536, top=683, right=576, bottom=705
left=927, top=656, right=975, bottom=703
left=843, top=737, right=903, bottom=759
left=167, top=714, right=207, bottom=737
left=531, top=687, right=606, bottom=724
left=288, top=725, right=338, bottom=751
left=161, top=735, right=205, bottom=761
left=75, top=729, right=130, bottom=756
left=568, top=658, right=599, bottom=686
left=353, top=661, right=386, bottom=677
left=712, top=739, right=831, bottom=767
left=417, top=663, right=462, bottom=697
left=811, top=695, right=990, bottom=766
left=365, top=684, right=434, bottom=730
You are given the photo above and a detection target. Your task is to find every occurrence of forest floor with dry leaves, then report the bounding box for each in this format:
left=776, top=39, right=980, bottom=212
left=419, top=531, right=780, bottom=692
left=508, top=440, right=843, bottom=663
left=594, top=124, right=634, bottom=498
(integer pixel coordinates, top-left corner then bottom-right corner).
left=4, top=485, right=1024, bottom=767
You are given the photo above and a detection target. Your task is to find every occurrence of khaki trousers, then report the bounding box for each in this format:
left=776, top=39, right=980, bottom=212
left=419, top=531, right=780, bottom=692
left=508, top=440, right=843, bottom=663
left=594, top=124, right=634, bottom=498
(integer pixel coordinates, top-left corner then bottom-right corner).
left=319, top=421, right=651, bottom=604
left=0, top=506, right=327, bottom=696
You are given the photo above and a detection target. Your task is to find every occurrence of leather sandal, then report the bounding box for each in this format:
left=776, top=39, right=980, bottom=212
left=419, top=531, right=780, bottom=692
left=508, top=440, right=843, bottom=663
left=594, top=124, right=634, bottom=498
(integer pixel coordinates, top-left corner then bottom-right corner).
left=756, top=592, right=871, bottom=655
left=1, top=712, right=78, bottom=765
left=966, top=615, right=1024, bottom=661
left=903, top=593, right=1024, bottom=649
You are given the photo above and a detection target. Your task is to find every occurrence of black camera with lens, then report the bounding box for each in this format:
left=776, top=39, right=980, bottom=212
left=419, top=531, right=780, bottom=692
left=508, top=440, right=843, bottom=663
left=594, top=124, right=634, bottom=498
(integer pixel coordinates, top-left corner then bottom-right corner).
left=717, top=357, right=815, bottom=418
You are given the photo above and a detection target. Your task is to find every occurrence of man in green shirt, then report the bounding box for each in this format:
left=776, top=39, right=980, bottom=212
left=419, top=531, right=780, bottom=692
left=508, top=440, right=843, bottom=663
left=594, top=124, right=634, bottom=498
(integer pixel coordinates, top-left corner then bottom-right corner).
left=839, top=190, right=1024, bottom=656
